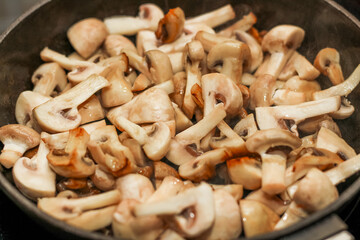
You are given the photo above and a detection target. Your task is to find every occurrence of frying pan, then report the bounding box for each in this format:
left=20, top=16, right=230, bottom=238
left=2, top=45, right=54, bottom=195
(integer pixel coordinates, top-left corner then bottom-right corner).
left=0, top=0, right=360, bottom=239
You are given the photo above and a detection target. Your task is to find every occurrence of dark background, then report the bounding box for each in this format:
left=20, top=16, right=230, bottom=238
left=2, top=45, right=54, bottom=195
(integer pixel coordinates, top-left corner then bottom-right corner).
left=0, top=0, right=359, bottom=239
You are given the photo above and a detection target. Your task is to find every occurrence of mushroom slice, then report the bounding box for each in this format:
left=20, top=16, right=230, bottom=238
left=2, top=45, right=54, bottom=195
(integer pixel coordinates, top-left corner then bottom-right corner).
left=87, top=125, right=138, bottom=177
left=325, top=153, right=360, bottom=185
left=284, top=76, right=321, bottom=101
left=115, top=173, right=155, bottom=202
left=153, top=162, right=180, bottom=188
left=274, top=202, right=307, bottom=230
left=12, top=138, right=56, bottom=200
left=217, top=12, right=257, bottom=38
left=314, top=48, right=344, bottom=85
left=145, top=50, right=174, bottom=84
left=246, top=129, right=302, bottom=195
left=172, top=103, right=193, bottom=133
left=240, top=199, right=280, bottom=238
left=47, top=128, right=95, bottom=178
left=201, top=189, right=242, bottom=240
left=0, top=124, right=41, bottom=169
left=148, top=176, right=184, bottom=202
left=235, top=30, right=263, bottom=73
left=185, top=4, right=235, bottom=29
left=316, top=127, right=356, bottom=160
left=182, top=40, right=205, bottom=119
left=67, top=18, right=108, bottom=59
left=233, top=113, right=258, bottom=140
left=104, top=34, right=137, bottom=57
left=156, top=7, right=185, bottom=44
left=245, top=190, right=289, bottom=215
left=201, top=73, right=243, bottom=117
left=136, top=30, right=158, bottom=56
left=15, top=91, right=51, bottom=129
left=90, top=165, right=115, bottom=192
left=31, top=62, right=67, bottom=96
left=170, top=71, right=187, bottom=108
left=33, top=74, right=108, bottom=133
left=330, top=97, right=355, bottom=119
left=114, top=117, right=171, bottom=161
left=249, top=74, right=276, bottom=110
left=313, top=64, right=360, bottom=100
left=294, top=168, right=338, bottom=213
left=104, top=4, right=164, bottom=35
left=271, top=89, right=306, bottom=106
left=194, top=31, right=233, bottom=52
left=207, top=41, right=251, bottom=84
left=227, top=156, right=262, bottom=190
left=78, top=95, right=105, bottom=125
left=135, top=182, right=215, bottom=238
left=260, top=25, right=305, bottom=78
left=101, top=54, right=133, bottom=108
left=38, top=189, right=120, bottom=220
left=168, top=52, right=185, bottom=73
left=166, top=103, right=226, bottom=165
left=255, top=96, right=341, bottom=136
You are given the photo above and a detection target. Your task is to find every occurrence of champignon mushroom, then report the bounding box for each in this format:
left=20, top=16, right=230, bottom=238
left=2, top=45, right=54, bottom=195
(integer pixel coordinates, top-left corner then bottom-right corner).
left=145, top=50, right=174, bottom=84
left=33, top=74, right=108, bottom=133
left=240, top=199, right=280, bottom=238
left=217, top=12, right=257, bottom=38
left=78, top=95, right=105, bottom=125
left=0, top=124, right=41, bottom=168
left=245, top=189, right=290, bottom=215
left=12, top=138, right=56, bottom=200
left=156, top=7, right=185, bottom=44
left=153, top=162, right=180, bottom=188
left=90, top=165, right=115, bottom=191
left=104, top=4, right=164, bottom=35
left=115, top=173, right=154, bottom=202
left=104, top=34, right=137, bottom=57
left=194, top=31, right=231, bottom=53
left=87, top=125, right=138, bottom=177
left=249, top=74, right=276, bottom=110
left=284, top=76, right=321, bottom=101
left=233, top=113, right=258, bottom=140
left=314, top=48, right=344, bottom=85
left=260, top=25, right=305, bottom=78
left=134, top=182, right=215, bottom=238
left=245, top=129, right=302, bottom=195
left=330, top=97, right=355, bottom=119
left=31, top=62, right=67, bottom=96
left=227, top=156, right=262, bottom=190
left=207, top=41, right=251, bottom=84
left=47, top=128, right=95, bottom=178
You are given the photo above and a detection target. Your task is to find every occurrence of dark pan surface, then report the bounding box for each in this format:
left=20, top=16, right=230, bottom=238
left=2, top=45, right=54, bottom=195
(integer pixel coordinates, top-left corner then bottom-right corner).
left=0, top=0, right=360, bottom=239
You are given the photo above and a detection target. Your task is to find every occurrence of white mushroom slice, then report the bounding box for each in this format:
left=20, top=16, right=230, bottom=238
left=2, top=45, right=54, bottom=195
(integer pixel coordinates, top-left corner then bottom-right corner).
left=33, top=74, right=108, bottom=133
left=245, top=189, right=289, bottom=215
left=104, top=34, right=137, bottom=57
left=194, top=31, right=234, bottom=52
left=293, top=53, right=320, bottom=80
left=149, top=79, right=175, bottom=95
left=314, top=48, right=344, bottom=85
left=37, top=189, right=120, bottom=220
left=325, top=154, right=360, bottom=185
left=274, top=202, right=308, bottom=230
left=145, top=50, right=174, bottom=84
left=255, top=96, right=341, bottom=136
left=67, top=61, right=110, bottom=85
left=207, top=41, right=251, bottom=84
left=202, top=73, right=243, bottom=117
left=330, top=97, right=355, bottom=119
left=201, top=189, right=242, bottom=240
left=168, top=52, right=184, bottom=73
left=316, top=127, right=356, bottom=160
left=210, top=184, right=244, bottom=202
left=235, top=30, right=263, bottom=73
left=182, top=40, right=205, bottom=118
left=90, top=165, right=115, bottom=191
left=67, top=18, right=108, bottom=59
left=249, top=74, right=276, bottom=110
left=31, top=63, right=67, bottom=96
left=172, top=103, right=193, bottom=133
left=122, top=48, right=153, bottom=80
left=12, top=138, right=56, bottom=200
left=233, top=113, right=258, bottom=140
left=66, top=205, right=116, bottom=231
left=136, top=30, right=158, bottom=56
left=78, top=95, right=104, bottom=125
left=227, top=156, right=262, bottom=190
left=210, top=121, right=246, bottom=152
left=15, top=91, right=51, bottom=129
left=153, top=161, right=180, bottom=188
left=313, top=64, right=360, bottom=100
left=155, top=7, right=185, bottom=44
left=240, top=199, right=280, bottom=238
left=185, top=4, right=235, bottom=29
left=101, top=55, right=133, bottom=108
left=260, top=25, right=305, bottom=78
left=131, top=73, right=151, bottom=92
left=166, top=103, right=226, bottom=165
left=135, top=182, right=215, bottom=238
left=87, top=125, right=138, bottom=177
left=147, top=176, right=184, bottom=202
left=272, top=89, right=306, bottom=106
left=115, top=173, right=154, bottom=202
left=0, top=124, right=40, bottom=169
left=284, top=76, right=321, bottom=101
left=218, top=12, right=257, bottom=38
left=47, top=128, right=95, bottom=178
left=246, top=129, right=302, bottom=195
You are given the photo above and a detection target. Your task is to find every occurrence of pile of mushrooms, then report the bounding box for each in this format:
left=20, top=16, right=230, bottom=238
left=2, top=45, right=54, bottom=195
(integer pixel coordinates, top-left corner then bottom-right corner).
left=1, top=3, right=360, bottom=239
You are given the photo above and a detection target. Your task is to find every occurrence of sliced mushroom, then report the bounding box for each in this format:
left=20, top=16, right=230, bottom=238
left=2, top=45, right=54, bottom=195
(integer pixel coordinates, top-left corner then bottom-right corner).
left=134, top=182, right=215, bottom=238
left=249, top=74, right=276, bottom=110
left=104, top=34, right=137, bottom=57
left=145, top=50, right=174, bottom=84
left=78, top=95, right=105, bottom=125
left=233, top=113, right=258, bottom=140
left=255, top=96, right=341, bottom=136
left=245, top=189, right=289, bottom=215
left=172, top=103, right=193, bottom=133
left=240, top=199, right=280, bottom=238
left=87, top=125, right=138, bottom=177
left=260, top=25, right=305, bottom=78
left=12, top=138, right=56, bottom=200
left=115, top=173, right=154, bottom=202
left=217, top=12, right=257, bottom=38
left=246, top=129, right=302, bottom=195
left=330, top=97, right=355, bottom=119
left=33, top=74, right=108, bottom=133
left=90, top=165, right=115, bottom=191
left=194, top=31, right=232, bottom=53
left=325, top=153, right=360, bottom=186
left=227, top=156, right=262, bottom=190
left=147, top=176, right=184, bottom=202
left=67, top=18, right=108, bottom=59
left=284, top=76, right=321, bottom=101
left=207, top=41, right=251, bottom=84
left=104, top=4, right=164, bottom=35
left=31, top=62, right=67, bottom=96
left=314, top=48, right=344, bottom=85
left=0, top=124, right=41, bottom=168
left=47, top=128, right=95, bottom=178
left=156, top=7, right=185, bottom=44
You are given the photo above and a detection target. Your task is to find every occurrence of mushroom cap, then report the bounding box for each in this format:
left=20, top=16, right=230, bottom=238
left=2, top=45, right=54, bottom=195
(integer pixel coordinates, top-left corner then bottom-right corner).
left=67, top=18, right=109, bottom=59
left=104, top=34, right=137, bottom=57
left=145, top=50, right=174, bottom=84
left=115, top=173, right=154, bottom=202
left=249, top=74, right=276, bottom=110
left=0, top=124, right=41, bottom=147
left=314, top=48, right=344, bottom=85
left=155, top=7, right=185, bottom=43
left=245, top=129, right=302, bottom=155
left=262, top=25, right=305, bottom=53
left=227, top=156, right=262, bottom=190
